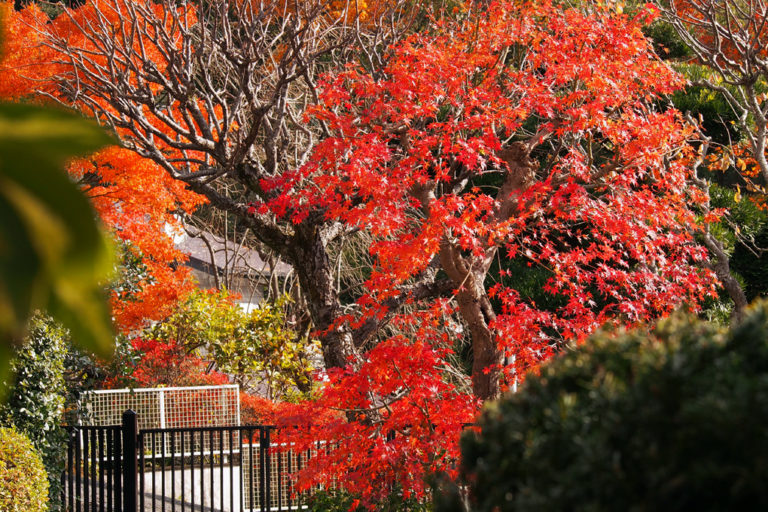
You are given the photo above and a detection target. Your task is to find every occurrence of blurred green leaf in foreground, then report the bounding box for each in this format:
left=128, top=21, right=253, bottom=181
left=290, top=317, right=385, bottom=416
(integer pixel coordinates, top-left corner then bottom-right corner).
left=0, top=22, right=116, bottom=397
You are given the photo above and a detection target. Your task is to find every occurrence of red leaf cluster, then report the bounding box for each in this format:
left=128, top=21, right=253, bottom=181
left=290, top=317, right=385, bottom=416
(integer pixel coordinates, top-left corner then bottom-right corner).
left=103, top=338, right=228, bottom=389
left=0, top=0, right=723, bottom=504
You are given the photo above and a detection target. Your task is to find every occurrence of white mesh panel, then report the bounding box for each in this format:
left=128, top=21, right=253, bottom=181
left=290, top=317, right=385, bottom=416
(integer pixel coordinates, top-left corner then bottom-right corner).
left=80, top=385, right=240, bottom=457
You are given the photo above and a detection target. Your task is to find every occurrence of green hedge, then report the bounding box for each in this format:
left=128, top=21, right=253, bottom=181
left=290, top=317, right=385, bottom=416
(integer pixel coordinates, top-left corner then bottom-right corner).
left=450, top=302, right=768, bottom=511
left=0, top=427, right=49, bottom=512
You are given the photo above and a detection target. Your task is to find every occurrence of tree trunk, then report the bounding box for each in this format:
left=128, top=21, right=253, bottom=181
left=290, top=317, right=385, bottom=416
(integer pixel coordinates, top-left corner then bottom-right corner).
left=289, top=224, right=360, bottom=371
left=439, top=240, right=503, bottom=400
left=458, top=287, right=503, bottom=400
left=702, top=232, right=749, bottom=322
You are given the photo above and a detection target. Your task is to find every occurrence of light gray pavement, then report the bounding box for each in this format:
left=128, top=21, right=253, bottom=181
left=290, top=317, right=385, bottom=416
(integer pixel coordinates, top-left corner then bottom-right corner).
left=140, top=466, right=242, bottom=512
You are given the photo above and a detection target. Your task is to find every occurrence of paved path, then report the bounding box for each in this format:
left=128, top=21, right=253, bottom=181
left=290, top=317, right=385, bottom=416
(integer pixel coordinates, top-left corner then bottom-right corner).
left=140, top=466, right=243, bottom=512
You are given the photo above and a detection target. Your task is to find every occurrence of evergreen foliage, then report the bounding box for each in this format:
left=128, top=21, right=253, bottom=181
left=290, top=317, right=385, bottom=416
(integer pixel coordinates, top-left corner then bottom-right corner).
left=451, top=301, right=768, bottom=511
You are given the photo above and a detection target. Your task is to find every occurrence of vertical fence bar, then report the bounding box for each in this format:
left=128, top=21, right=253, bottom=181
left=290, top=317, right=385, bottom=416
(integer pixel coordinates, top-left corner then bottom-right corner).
left=151, top=432, right=157, bottom=512
left=115, top=426, right=122, bottom=512
left=90, top=430, right=96, bottom=512
left=170, top=430, right=175, bottom=512
left=158, top=389, right=166, bottom=430
left=140, top=433, right=145, bottom=512
left=248, top=429, right=254, bottom=512
left=161, top=431, right=166, bottom=512
left=199, top=429, right=204, bottom=511
left=123, top=410, right=138, bottom=512
left=90, top=429, right=97, bottom=511
left=83, top=429, right=90, bottom=512
left=107, top=428, right=113, bottom=512
left=77, top=429, right=84, bottom=512
left=68, top=429, right=75, bottom=512
left=99, top=428, right=105, bottom=512
left=259, top=429, right=267, bottom=512
left=181, top=431, right=185, bottom=512
left=219, top=429, right=224, bottom=512
left=265, top=428, right=272, bottom=512
left=190, top=432, right=196, bottom=512
left=209, top=429, right=214, bottom=512
left=230, top=430, right=235, bottom=512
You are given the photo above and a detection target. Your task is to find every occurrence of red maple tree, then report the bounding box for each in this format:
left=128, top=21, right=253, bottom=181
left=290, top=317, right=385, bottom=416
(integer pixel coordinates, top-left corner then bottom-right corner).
left=268, top=0, right=716, bottom=394
left=260, top=0, right=718, bottom=502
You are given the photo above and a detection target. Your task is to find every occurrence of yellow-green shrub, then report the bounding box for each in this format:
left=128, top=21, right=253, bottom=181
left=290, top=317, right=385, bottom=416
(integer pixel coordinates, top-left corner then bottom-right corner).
left=0, top=427, right=49, bottom=512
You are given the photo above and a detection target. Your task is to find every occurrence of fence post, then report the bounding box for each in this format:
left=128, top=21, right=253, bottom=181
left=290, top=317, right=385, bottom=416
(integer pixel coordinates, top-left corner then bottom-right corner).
left=264, top=427, right=272, bottom=511
left=122, top=410, right=138, bottom=512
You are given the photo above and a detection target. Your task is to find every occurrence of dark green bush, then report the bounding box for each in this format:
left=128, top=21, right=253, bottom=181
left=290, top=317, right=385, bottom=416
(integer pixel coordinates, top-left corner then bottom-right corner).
left=305, top=490, right=362, bottom=512
left=451, top=302, right=768, bottom=511
left=0, top=427, right=49, bottom=512
left=644, top=21, right=692, bottom=60
left=306, top=489, right=430, bottom=512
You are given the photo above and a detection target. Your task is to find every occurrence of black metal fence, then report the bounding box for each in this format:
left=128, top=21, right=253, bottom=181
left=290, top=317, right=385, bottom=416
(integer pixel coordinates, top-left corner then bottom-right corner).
left=62, top=410, right=136, bottom=512
left=62, top=424, right=125, bottom=512
left=62, top=411, right=317, bottom=512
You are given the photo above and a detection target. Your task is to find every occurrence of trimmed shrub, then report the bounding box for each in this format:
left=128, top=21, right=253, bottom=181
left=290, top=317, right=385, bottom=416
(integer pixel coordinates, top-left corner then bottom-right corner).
left=450, top=302, right=768, bottom=511
left=0, top=427, right=49, bottom=512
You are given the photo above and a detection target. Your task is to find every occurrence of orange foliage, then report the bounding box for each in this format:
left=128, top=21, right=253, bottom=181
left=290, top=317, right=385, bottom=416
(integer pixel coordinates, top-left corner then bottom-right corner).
left=232, top=0, right=384, bottom=24
left=708, top=141, right=768, bottom=210
left=323, top=0, right=383, bottom=23
left=0, top=0, right=387, bottom=334
left=68, top=147, right=206, bottom=330
left=0, top=2, right=56, bottom=99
